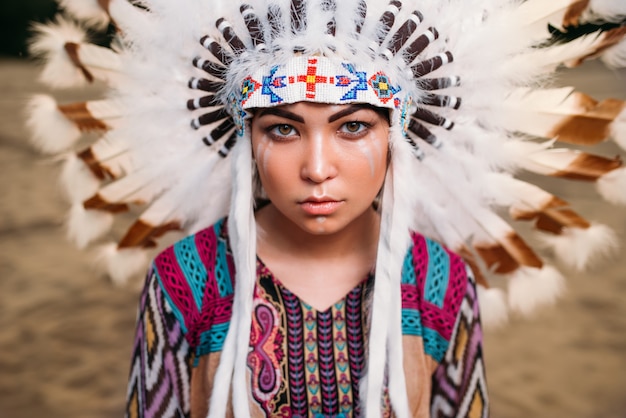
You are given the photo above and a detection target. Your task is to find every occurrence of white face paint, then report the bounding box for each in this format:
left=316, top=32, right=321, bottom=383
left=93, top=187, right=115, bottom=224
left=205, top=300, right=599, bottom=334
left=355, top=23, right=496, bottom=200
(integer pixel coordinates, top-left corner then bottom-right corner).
left=356, top=136, right=385, bottom=178
left=255, top=140, right=274, bottom=179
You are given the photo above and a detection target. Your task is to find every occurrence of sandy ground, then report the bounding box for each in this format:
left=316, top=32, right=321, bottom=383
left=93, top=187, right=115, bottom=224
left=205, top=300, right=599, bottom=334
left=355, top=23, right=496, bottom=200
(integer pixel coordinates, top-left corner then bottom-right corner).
left=0, top=57, right=625, bottom=418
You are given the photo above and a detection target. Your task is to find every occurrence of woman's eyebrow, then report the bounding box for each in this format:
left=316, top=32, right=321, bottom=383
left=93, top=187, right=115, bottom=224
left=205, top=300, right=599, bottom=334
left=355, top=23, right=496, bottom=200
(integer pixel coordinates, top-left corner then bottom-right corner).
left=327, top=104, right=373, bottom=123
left=256, top=108, right=305, bottom=123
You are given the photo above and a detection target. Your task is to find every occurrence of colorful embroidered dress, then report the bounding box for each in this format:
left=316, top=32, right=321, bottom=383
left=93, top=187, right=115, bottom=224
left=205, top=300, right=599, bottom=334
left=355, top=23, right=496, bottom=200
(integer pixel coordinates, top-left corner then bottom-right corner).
left=126, top=219, right=488, bottom=417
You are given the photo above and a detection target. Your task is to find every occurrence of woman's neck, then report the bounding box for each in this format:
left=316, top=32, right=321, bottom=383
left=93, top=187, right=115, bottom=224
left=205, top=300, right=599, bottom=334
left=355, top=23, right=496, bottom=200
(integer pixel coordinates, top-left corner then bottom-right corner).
left=255, top=203, right=381, bottom=263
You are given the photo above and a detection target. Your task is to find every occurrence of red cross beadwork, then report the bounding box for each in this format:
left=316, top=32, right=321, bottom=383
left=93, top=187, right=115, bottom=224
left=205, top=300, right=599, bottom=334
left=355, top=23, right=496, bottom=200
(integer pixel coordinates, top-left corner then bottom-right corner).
left=297, top=58, right=328, bottom=99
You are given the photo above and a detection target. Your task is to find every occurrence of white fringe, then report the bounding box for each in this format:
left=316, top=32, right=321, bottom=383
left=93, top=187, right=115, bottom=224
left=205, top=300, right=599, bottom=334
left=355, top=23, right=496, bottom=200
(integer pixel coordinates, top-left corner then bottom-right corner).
left=600, top=38, right=626, bottom=69
left=384, top=135, right=413, bottom=418
left=476, top=286, right=509, bottom=329
left=507, top=266, right=565, bottom=316
left=207, top=138, right=255, bottom=418
left=66, top=203, right=113, bottom=249
left=597, top=167, right=626, bottom=205
left=95, top=243, right=148, bottom=285
left=363, top=176, right=391, bottom=418
left=538, top=224, right=620, bottom=271
left=25, top=95, right=81, bottom=154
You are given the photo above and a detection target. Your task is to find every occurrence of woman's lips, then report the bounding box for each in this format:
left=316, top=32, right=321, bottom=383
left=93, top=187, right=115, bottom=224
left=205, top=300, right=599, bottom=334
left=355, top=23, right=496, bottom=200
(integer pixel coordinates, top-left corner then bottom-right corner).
left=299, top=200, right=344, bottom=216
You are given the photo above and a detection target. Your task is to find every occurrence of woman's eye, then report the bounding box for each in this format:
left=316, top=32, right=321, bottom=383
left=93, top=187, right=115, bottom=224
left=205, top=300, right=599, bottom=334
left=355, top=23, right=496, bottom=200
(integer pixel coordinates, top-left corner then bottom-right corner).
left=270, top=124, right=296, bottom=137
left=340, top=121, right=368, bottom=135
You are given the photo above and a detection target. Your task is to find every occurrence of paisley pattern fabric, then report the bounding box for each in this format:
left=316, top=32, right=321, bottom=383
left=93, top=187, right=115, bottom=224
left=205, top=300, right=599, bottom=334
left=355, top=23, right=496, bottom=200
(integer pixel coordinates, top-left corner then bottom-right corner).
left=125, top=219, right=488, bottom=417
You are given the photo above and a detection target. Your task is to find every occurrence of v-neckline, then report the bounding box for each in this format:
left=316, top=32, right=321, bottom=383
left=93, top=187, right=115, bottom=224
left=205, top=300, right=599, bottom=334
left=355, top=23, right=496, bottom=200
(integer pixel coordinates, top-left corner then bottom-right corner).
left=256, top=256, right=373, bottom=314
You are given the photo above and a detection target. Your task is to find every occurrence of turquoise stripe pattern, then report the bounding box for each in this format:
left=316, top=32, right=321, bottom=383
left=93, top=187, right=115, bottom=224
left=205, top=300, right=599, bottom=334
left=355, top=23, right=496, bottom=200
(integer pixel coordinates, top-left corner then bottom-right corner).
left=424, top=239, right=450, bottom=308
left=214, top=222, right=234, bottom=298
left=174, top=234, right=208, bottom=311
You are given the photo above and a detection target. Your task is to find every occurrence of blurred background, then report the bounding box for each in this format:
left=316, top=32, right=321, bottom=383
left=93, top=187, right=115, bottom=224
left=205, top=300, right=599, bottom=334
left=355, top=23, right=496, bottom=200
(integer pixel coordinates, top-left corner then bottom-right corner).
left=1, top=2, right=625, bottom=418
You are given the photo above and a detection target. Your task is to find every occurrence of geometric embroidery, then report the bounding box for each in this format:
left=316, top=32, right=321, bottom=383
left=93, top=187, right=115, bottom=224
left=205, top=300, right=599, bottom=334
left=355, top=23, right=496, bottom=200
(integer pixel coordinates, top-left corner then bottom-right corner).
left=430, top=268, right=489, bottom=417
left=241, top=77, right=261, bottom=105
left=261, top=65, right=287, bottom=104
left=368, top=72, right=400, bottom=104
left=336, top=63, right=369, bottom=101
left=239, top=56, right=406, bottom=116
left=297, top=57, right=328, bottom=99
left=133, top=220, right=487, bottom=417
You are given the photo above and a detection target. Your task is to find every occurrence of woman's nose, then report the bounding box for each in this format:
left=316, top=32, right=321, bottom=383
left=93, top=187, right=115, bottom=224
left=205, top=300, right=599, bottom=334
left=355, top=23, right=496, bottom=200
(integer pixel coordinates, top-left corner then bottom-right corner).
left=300, top=133, right=338, bottom=183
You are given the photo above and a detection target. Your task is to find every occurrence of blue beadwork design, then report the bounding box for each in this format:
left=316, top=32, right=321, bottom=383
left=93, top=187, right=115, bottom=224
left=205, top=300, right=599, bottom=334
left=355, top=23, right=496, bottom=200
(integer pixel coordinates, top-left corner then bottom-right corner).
left=368, top=72, right=401, bottom=104
left=261, top=65, right=287, bottom=104
left=335, top=63, right=369, bottom=101
left=424, top=240, right=450, bottom=308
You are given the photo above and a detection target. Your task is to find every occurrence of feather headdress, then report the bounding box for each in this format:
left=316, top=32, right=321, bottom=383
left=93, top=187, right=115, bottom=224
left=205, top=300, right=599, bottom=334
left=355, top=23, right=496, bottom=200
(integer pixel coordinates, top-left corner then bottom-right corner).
left=26, top=0, right=626, bottom=416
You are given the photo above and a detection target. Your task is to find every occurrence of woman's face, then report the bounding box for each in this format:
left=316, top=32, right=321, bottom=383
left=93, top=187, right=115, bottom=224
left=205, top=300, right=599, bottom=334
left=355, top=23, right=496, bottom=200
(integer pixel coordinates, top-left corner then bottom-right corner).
left=251, top=102, right=389, bottom=235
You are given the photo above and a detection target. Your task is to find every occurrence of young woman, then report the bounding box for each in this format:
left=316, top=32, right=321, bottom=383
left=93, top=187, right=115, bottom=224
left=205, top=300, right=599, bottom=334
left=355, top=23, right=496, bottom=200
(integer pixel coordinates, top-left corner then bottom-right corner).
left=25, top=0, right=625, bottom=417
left=124, top=99, right=486, bottom=417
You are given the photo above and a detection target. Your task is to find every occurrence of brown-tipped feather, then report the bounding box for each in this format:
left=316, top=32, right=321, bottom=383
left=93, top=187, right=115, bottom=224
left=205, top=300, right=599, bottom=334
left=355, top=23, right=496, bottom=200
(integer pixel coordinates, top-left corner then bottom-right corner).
left=553, top=153, right=622, bottom=181
left=118, top=219, right=181, bottom=248
left=511, top=194, right=591, bottom=234
left=568, top=27, right=626, bottom=67
left=64, top=43, right=94, bottom=83
left=474, top=233, right=543, bottom=274
left=77, top=148, right=116, bottom=181
left=58, top=102, right=109, bottom=132
left=83, top=194, right=129, bottom=213
left=510, top=195, right=568, bottom=220
left=563, top=0, right=590, bottom=27
left=535, top=208, right=591, bottom=234
left=550, top=94, right=625, bottom=145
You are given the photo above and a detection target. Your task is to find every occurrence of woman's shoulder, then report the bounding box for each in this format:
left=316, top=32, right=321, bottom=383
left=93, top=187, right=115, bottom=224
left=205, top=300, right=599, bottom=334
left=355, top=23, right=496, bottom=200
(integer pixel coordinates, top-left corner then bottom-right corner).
left=403, top=231, right=469, bottom=298
left=402, top=231, right=470, bottom=360
left=151, top=217, right=235, bottom=309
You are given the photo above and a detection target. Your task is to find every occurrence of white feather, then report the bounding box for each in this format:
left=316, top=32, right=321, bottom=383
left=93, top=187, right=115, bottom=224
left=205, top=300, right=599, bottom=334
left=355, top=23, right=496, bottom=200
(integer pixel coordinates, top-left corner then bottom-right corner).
left=29, top=16, right=91, bottom=88
left=58, top=0, right=110, bottom=29
left=60, top=153, right=101, bottom=203
left=95, top=243, right=149, bottom=286
left=476, top=285, right=509, bottom=329
left=601, top=38, right=626, bottom=68
left=538, top=223, right=620, bottom=271
left=25, top=94, right=81, bottom=154
left=66, top=203, right=114, bottom=249
left=507, top=266, right=565, bottom=316
left=610, top=107, right=626, bottom=149
left=597, top=167, right=626, bottom=205
left=587, top=0, right=626, bottom=20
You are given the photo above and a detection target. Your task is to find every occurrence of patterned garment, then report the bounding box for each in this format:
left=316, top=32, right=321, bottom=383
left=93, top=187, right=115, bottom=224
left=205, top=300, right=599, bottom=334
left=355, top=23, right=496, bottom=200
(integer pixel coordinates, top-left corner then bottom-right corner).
left=125, top=219, right=488, bottom=418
